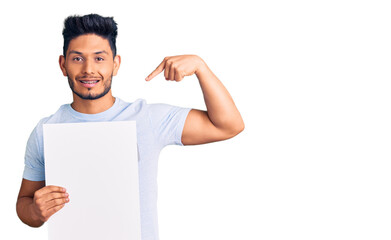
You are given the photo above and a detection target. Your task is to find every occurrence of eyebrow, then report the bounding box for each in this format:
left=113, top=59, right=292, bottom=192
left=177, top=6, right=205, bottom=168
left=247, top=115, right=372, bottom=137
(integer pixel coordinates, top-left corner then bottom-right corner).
left=68, top=50, right=109, bottom=55
left=94, top=51, right=109, bottom=55
left=68, top=50, right=83, bottom=55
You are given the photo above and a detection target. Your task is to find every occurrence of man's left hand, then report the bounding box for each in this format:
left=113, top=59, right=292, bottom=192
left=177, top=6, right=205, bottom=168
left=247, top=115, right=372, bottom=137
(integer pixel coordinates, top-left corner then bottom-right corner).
left=145, top=55, right=205, bottom=82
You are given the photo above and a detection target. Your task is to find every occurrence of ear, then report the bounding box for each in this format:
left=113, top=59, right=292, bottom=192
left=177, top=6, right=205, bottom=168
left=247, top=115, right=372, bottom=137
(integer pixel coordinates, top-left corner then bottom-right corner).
left=112, top=55, right=121, bottom=76
left=59, top=55, right=67, bottom=76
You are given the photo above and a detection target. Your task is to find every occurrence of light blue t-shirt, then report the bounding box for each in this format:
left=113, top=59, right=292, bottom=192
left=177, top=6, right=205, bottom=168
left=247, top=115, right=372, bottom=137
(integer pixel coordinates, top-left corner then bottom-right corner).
left=23, top=97, right=191, bottom=240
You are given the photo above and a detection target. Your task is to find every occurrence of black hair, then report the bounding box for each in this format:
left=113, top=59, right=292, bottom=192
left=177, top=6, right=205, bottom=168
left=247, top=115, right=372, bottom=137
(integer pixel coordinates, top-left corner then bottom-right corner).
left=62, top=14, right=118, bottom=58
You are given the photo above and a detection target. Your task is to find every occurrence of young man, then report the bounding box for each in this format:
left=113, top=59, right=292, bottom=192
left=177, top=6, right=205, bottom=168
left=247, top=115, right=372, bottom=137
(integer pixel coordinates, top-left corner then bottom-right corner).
left=16, top=14, right=244, bottom=240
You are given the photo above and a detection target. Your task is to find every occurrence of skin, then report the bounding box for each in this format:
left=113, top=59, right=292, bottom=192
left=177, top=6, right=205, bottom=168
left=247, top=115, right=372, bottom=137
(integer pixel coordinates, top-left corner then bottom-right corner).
left=16, top=34, right=244, bottom=227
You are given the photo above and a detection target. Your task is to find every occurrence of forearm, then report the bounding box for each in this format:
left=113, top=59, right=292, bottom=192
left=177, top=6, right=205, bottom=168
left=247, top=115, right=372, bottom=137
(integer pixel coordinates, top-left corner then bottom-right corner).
left=195, top=59, right=244, bottom=134
left=16, top=197, right=44, bottom=228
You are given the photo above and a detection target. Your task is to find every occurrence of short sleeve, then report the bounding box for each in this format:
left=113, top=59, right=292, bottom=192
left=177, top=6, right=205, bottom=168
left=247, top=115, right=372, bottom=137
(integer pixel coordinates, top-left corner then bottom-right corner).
left=22, top=124, right=45, bottom=181
left=148, top=104, right=191, bottom=147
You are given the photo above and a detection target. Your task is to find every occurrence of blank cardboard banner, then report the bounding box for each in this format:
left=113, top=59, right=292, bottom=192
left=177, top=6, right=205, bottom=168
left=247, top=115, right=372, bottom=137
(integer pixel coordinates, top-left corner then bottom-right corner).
left=43, top=121, right=141, bottom=240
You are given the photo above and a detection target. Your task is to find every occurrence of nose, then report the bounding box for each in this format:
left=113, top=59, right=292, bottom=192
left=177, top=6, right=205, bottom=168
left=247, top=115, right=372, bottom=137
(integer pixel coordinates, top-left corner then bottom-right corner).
left=82, top=59, right=95, bottom=75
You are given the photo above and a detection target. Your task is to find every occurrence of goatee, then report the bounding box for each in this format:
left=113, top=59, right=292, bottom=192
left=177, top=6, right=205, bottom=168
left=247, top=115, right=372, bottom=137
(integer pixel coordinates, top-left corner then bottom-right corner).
left=68, top=75, right=112, bottom=100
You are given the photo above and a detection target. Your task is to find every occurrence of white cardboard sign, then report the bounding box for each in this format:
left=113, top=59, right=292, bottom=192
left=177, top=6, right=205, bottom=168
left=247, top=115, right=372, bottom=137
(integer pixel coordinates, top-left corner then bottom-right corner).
left=43, top=121, right=141, bottom=240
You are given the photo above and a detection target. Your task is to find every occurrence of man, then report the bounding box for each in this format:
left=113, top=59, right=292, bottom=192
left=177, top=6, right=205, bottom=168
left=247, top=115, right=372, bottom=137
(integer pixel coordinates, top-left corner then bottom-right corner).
left=16, top=14, right=244, bottom=240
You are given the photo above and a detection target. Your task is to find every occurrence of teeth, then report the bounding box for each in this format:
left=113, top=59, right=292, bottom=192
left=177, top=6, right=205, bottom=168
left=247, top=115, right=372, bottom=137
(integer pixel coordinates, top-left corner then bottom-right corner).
left=81, top=81, right=98, bottom=84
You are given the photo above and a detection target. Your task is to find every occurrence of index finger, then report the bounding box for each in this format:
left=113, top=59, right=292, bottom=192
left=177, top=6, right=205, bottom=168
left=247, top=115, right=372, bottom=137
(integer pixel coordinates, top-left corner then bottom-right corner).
left=145, top=59, right=166, bottom=81
left=36, top=185, right=66, bottom=196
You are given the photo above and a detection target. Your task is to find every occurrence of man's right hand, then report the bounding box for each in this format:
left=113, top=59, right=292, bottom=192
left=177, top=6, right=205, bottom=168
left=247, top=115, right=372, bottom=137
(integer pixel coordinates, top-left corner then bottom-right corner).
left=31, top=185, right=69, bottom=223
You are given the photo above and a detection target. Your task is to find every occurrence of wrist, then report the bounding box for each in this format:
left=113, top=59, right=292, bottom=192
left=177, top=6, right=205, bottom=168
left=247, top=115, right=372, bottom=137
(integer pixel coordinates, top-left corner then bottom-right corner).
left=29, top=202, right=44, bottom=226
left=195, top=58, right=209, bottom=78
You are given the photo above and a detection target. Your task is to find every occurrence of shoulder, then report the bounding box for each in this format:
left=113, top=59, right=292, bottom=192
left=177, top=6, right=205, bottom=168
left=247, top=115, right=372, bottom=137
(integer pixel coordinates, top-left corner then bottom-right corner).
left=146, top=101, right=190, bottom=115
left=117, top=98, right=185, bottom=117
left=30, top=104, right=69, bottom=137
left=146, top=101, right=191, bottom=130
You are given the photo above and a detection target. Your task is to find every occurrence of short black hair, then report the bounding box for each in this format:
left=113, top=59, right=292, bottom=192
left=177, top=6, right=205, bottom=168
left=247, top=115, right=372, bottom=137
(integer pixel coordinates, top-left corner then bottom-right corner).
left=62, top=14, right=118, bottom=58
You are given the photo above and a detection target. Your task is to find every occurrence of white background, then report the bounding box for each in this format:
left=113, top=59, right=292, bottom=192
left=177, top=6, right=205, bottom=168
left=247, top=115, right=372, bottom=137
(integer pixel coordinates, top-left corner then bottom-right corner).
left=1, top=0, right=390, bottom=239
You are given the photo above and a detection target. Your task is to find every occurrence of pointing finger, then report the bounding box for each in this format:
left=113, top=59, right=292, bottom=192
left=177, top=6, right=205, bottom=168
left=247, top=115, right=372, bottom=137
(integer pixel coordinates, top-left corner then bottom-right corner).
left=145, top=59, right=166, bottom=81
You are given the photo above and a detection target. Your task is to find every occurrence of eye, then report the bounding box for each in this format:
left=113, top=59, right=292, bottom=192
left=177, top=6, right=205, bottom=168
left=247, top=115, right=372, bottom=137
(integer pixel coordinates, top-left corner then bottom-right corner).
left=73, top=57, right=83, bottom=62
left=96, top=57, right=104, bottom=62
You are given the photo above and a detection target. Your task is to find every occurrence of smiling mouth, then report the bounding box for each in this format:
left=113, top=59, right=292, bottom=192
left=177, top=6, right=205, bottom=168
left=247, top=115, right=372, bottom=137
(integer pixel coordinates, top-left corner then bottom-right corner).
left=78, top=79, right=100, bottom=88
left=80, top=80, right=99, bottom=84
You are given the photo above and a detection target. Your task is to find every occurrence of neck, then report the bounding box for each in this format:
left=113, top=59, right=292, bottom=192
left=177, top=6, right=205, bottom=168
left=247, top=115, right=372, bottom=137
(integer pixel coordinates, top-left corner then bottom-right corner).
left=71, top=91, right=115, bottom=114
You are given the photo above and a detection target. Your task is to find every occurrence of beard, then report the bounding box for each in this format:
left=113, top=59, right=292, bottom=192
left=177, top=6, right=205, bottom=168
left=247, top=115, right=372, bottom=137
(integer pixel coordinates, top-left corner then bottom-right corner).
left=68, top=75, right=112, bottom=100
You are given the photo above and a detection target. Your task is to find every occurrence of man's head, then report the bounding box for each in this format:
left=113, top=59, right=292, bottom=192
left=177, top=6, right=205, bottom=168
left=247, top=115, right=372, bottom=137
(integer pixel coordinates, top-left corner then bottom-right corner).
left=59, top=14, right=121, bottom=101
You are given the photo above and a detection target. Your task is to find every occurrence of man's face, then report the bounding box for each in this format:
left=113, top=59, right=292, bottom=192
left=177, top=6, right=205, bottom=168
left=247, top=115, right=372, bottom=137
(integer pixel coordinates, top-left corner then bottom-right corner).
left=59, top=34, right=120, bottom=100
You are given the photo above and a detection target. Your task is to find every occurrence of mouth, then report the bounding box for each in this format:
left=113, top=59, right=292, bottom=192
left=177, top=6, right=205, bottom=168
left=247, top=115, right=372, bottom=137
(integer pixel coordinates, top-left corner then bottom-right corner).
left=78, top=79, right=100, bottom=88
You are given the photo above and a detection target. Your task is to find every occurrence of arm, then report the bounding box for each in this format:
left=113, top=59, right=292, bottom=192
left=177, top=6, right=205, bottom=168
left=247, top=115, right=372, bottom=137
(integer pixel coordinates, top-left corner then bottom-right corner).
left=182, top=58, right=244, bottom=145
left=16, top=179, right=69, bottom=227
left=146, top=55, right=244, bottom=145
